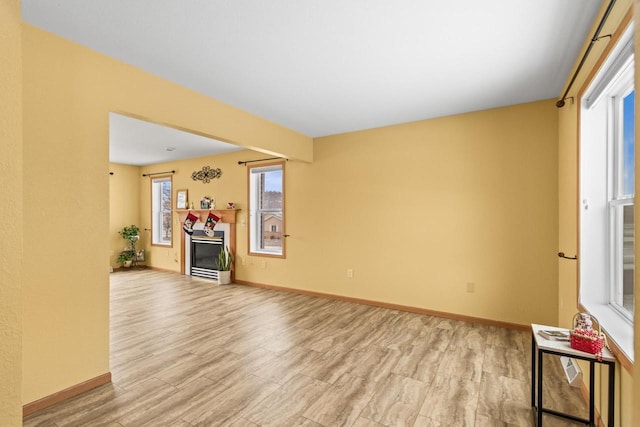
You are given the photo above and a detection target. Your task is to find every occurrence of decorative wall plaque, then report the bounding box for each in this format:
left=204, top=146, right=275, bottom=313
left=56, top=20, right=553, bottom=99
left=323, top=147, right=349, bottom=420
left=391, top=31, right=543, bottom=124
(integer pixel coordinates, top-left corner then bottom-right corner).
left=192, top=166, right=222, bottom=183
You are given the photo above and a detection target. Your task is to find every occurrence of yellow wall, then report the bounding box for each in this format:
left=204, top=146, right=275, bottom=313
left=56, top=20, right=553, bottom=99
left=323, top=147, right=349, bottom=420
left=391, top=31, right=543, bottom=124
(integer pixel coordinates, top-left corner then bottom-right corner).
left=557, top=0, right=636, bottom=425
left=0, top=1, right=23, bottom=423
left=137, top=100, right=559, bottom=327
left=22, top=24, right=311, bottom=404
left=109, top=163, right=142, bottom=268
left=281, top=100, right=559, bottom=326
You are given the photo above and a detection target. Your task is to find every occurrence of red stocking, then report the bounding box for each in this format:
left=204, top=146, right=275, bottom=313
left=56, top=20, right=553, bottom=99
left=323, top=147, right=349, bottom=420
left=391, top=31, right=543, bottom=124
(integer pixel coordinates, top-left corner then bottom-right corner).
left=204, top=212, right=220, bottom=237
left=183, top=212, right=198, bottom=235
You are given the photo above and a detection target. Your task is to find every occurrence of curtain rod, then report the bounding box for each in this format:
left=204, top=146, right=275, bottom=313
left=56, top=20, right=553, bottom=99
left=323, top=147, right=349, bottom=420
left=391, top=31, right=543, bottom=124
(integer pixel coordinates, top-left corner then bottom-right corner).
left=142, top=170, right=175, bottom=177
left=556, top=0, right=616, bottom=108
left=237, top=157, right=287, bottom=166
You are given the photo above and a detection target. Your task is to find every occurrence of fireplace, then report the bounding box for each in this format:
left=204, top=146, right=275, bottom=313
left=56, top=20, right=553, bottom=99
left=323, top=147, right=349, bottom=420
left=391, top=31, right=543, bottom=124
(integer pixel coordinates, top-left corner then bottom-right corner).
left=178, top=209, right=238, bottom=281
left=190, top=230, right=224, bottom=279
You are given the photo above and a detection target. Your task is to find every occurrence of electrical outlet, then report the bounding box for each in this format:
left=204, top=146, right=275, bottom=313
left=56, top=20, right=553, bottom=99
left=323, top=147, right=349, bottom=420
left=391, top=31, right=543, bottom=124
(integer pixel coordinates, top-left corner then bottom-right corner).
left=347, top=268, right=354, bottom=278
left=466, top=282, right=475, bottom=293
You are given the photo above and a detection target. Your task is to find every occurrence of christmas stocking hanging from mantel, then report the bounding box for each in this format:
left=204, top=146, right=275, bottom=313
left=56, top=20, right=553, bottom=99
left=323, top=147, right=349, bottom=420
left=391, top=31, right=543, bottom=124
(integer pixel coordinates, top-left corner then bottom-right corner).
left=204, top=212, right=220, bottom=237
left=183, top=211, right=198, bottom=235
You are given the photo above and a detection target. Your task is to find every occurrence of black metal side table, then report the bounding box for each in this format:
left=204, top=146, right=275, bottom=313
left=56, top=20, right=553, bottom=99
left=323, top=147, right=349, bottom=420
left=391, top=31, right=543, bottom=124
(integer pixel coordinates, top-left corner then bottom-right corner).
left=531, top=324, right=615, bottom=426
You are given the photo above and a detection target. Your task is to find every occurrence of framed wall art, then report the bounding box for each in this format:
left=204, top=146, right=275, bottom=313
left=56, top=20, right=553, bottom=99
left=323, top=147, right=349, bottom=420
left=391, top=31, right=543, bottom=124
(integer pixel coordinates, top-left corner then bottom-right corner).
left=176, top=189, right=188, bottom=209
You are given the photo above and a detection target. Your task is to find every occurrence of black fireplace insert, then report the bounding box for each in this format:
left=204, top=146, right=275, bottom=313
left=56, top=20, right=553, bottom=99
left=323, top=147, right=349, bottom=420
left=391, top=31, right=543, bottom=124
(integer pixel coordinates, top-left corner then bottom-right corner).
left=190, top=230, right=224, bottom=279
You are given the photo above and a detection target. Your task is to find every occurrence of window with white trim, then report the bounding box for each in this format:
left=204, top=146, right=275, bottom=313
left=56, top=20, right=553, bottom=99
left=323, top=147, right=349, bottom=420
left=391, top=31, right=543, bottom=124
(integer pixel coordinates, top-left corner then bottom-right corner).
left=580, top=23, right=634, bottom=360
left=151, top=176, right=172, bottom=246
left=248, top=162, right=284, bottom=256
left=612, top=90, right=635, bottom=318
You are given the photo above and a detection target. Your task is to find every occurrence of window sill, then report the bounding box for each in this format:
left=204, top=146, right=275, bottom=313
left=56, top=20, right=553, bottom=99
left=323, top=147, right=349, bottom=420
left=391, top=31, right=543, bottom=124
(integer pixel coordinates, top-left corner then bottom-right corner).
left=249, top=251, right=284, bottom=259
left=152, top=243, right=172, bottom=248
left=580, top=302, right=634, bottom=368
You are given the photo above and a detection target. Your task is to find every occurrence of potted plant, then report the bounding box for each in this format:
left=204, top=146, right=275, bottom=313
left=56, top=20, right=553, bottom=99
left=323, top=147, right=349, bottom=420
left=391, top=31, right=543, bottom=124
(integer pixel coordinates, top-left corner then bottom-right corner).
left=117, top=250, right=134, bottom=268
left=117, top=225, right=140, bottom=269
left=216, top=246, right=233, bottom=285
left=118, top=225, right=140, bottom=252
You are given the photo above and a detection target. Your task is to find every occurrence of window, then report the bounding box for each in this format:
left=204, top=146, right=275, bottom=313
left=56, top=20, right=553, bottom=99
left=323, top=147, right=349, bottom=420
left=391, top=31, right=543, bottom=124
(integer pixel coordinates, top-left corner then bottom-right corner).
left=612, top=90, right=634, bottom=317
left=151, top=176, right=172, bottom=246
left=580, top=23, right=634, bottom=360
left=248, top=162, right=284, bottom=256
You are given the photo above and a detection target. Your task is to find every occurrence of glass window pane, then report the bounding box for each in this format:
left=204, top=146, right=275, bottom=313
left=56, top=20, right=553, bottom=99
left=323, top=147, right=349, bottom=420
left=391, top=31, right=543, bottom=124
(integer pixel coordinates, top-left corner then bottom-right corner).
left=151, top=177, right=172, bottom=246
left=161, top=181, right=172, bottom=211
left=622, top=205, right=634, bottom=313
left=260, top=212, right=282, bottom=250
left=161, top=212, right=172, bottom=243
left=259, top=169, right=283, bottom=210
left=622, top=90, right=634, bottom=196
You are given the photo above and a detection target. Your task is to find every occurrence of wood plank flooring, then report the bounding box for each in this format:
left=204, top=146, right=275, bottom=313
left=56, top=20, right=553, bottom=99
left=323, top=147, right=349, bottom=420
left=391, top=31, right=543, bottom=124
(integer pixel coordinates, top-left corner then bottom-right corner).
left=25, top=270, right=588, bottom=426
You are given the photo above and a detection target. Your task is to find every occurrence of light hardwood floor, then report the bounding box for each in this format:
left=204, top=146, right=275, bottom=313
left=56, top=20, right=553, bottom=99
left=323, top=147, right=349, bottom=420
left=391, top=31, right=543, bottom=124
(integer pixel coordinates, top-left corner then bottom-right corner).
left=25, top=270, right=587, bottom=426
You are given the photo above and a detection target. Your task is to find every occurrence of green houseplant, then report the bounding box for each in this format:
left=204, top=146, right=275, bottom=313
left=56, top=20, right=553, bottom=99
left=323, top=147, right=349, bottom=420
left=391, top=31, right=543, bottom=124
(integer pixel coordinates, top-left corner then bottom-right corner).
left=117, top=225, right=140, bottom=268
left=118, top=225, right=140, bottom=251
left=117, top=250, right=134, bottom=268
left=216, top=246, right=233, bottom=285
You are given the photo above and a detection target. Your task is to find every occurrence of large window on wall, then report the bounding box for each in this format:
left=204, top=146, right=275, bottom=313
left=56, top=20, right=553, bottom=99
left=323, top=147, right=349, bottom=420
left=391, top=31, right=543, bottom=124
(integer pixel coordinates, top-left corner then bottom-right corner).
left=248, top=162, right=285, bottom=257
left=151, top=176, right=172, bottom=246
left=580, top=23, right=634, bottom=360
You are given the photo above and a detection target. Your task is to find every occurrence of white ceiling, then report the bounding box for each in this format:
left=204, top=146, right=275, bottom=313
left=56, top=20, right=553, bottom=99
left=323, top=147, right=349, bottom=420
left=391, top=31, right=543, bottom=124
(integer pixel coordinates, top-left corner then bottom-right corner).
left=23, top=0, right=602, bottom=162
left=109, top=113, right=243, bottom=166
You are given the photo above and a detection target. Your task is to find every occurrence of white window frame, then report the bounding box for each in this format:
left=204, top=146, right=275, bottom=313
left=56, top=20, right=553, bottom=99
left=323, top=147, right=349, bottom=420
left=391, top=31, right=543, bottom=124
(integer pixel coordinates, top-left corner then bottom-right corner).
left=248, top=162, right=285, bottom=257
left=579, top=22, right=634, bottom=361
left=151, top=175, right=172, bottom=247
